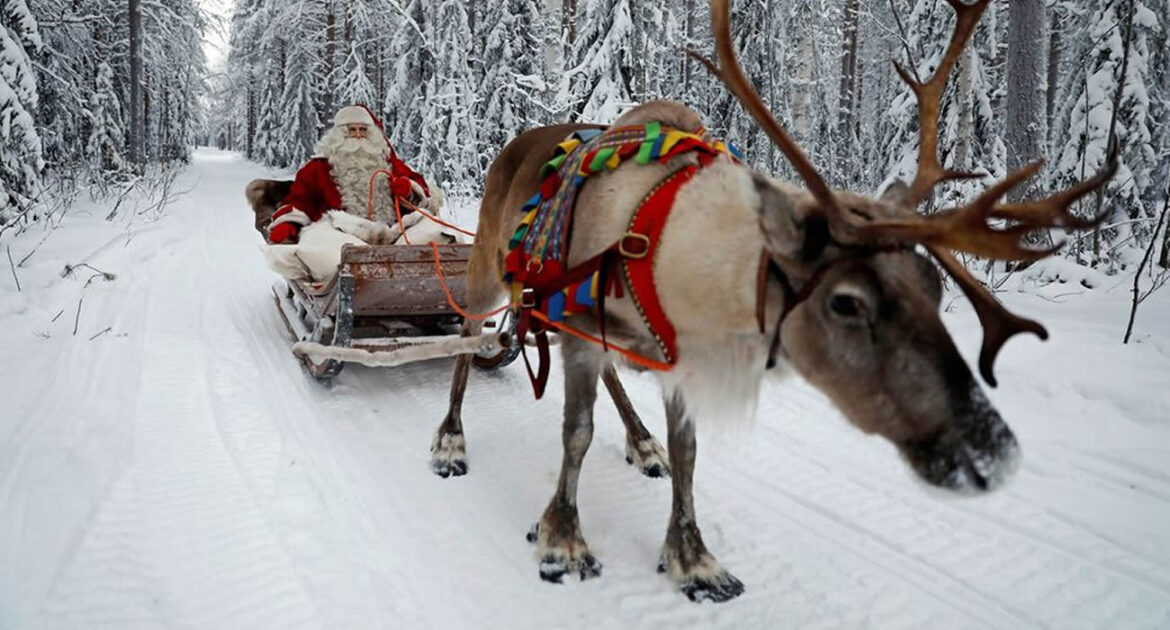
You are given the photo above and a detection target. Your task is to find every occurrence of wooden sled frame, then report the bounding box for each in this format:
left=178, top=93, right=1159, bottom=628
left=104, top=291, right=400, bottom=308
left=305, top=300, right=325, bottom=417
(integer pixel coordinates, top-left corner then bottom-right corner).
left=272, top=242, right=519, bottom=383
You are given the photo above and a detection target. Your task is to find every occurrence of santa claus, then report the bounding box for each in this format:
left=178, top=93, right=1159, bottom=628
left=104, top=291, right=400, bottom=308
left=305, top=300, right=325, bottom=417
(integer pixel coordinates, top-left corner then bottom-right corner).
left=267, top=104, right=432, bottom=245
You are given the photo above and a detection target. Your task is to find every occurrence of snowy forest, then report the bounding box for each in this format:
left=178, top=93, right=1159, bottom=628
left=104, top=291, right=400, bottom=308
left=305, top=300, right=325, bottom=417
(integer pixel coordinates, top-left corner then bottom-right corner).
left=2, top=0, right=1170, bottom=271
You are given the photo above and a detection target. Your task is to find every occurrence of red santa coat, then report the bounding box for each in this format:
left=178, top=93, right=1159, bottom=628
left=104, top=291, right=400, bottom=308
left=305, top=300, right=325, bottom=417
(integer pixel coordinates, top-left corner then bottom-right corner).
left=271, top=150, right=429, bottom=229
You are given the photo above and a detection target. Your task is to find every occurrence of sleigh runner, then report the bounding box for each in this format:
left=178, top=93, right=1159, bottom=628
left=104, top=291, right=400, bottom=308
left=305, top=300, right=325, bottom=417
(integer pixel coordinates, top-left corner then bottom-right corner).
left=271, top=240, right=521, bottom=383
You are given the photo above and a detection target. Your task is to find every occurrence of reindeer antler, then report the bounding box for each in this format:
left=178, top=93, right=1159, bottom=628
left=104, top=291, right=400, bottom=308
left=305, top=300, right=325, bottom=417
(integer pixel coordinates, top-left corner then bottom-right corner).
left=894, top=0, right=991, bottom=205
left=698, top=0, right=1118, bottom=386
left=687, top=0, right=842, bottom=220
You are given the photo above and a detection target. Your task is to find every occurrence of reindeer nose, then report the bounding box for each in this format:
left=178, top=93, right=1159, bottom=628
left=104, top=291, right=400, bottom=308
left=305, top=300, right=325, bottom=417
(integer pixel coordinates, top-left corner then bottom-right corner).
left=901, top=406, right=1020, bottom=494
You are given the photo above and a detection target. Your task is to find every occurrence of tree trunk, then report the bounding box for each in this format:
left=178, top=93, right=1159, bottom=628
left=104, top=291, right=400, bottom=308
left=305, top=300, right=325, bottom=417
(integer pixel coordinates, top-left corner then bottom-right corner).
left=789, top=0, right=814, bottom=143
left=128, top=0, right=144, bottom=173
left=324, top=1, right=336, bottom=117
left=1045, top=4, right=1062, bottom=152
left=562, top=0, right=577, bottom=57
left=246, top=85, right=255, bottom=159
left=1004, top=0, right=1045, bottom=201
left=682, top=0, right=694, bottom=95
left=837, top=0, right=860, bottom=143
left=1160, top=210, right=1170, bottom=268
left=954, top=46, right=974, bottom=172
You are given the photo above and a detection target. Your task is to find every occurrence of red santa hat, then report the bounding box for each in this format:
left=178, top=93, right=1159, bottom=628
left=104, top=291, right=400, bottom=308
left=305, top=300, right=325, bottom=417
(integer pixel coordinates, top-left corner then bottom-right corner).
left=334, top=104, right=384, bottom=131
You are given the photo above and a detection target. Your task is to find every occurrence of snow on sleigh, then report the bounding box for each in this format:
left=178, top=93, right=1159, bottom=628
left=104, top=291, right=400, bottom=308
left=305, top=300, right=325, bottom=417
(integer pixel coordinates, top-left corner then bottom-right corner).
left=249, top=179, right=520, bottom=383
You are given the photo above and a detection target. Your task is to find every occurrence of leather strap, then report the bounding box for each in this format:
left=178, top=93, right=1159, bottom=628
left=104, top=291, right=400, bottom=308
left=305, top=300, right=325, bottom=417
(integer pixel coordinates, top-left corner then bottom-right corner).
left=620, top=165, right=701, bottom=365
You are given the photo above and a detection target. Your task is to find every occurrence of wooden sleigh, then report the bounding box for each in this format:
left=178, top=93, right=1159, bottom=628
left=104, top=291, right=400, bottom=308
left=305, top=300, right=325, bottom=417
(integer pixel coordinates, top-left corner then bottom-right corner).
left=270, top=238, right=521, bottom=384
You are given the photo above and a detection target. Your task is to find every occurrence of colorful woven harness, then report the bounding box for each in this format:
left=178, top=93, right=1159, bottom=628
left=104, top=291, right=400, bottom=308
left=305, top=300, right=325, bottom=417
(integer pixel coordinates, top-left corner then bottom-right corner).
left=505, top=122, right=740, bottom=398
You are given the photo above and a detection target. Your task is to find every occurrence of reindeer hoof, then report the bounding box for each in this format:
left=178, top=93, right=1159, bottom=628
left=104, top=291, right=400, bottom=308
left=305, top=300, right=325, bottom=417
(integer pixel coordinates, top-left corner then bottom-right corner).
left=526, top=523, right=539, bottom=543
left=626, top=437, right=670, bottom=479
left=430, top=431, right=468, bottom=478
left=431, top=459, right=468, bottom=478
left=539, top=552, right=602, bottom=584
left=680, top=570, right=745, bottom=603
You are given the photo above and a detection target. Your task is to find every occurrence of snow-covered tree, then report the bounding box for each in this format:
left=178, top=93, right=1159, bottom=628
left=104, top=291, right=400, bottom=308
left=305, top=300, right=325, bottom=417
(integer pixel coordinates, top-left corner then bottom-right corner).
left=1, top=0, right=44, bottom=218
left=383, top=0, right=428, bottom=161
left=254, top=59, right=285, bottom=167
left=420, top=0, right=478, bottom=189
left=85, top=61, right=128, bottom=176
left=478, top=0, right=548, bottom=156
left=883, top=0, right=1006, bottom=208
left=1053, top=1, right=1160, bottom=265
left=560, top=0, right=635, bottom=122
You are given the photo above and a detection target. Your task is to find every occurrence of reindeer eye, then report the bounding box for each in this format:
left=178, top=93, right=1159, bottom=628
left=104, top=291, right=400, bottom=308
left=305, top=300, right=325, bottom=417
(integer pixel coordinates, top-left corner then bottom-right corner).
left=829, top=293, right=865, bottom=318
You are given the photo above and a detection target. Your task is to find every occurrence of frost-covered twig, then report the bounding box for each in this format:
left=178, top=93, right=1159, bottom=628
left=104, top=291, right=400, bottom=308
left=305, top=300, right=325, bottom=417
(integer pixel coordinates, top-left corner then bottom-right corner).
left=73, top=297, right=83, bottom=336
left=1124, top=186, right=1170, bottom=344
left=7, top=246, right=20, bottom=292
left=62, top=263, right=116, bottom=281
left=88, top=327, right=112, bottom=341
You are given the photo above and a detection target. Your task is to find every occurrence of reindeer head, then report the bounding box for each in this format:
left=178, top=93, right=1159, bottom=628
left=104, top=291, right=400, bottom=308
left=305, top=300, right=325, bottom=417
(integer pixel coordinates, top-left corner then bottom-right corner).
left=695, top=0, right=1115, bottom=492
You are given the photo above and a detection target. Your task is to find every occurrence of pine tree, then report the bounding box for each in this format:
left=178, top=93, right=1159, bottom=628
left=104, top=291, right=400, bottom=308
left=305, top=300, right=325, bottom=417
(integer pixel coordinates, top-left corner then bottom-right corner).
left=383, top=0, right=428, bottom=160
left=478, top=0, right=548, bottom=157
left=1, top=0, right=44, bottom=218
left=278, top=37, right=321, bottom=166
left=883, top=0, right=1005, bottom=207
left=420, top=0, right=477, bottom=190
left=85, top=61, right=128, bottom=176
left=1053, top=1, right=1159, bottom=264
left=254, top=59, right=285, bottom=166
left=560, top=0, right=635, bottom=122
left=337, top=39, right=376, bottom=111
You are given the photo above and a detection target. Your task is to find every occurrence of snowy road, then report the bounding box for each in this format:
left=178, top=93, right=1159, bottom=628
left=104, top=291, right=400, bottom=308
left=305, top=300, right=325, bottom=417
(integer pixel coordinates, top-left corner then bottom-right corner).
left=2, top=149, right=1169, bottom=629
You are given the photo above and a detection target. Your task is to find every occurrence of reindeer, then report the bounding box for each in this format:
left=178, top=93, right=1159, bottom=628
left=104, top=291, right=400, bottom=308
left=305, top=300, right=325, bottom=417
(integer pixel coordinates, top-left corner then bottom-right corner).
left=432, top=0, right=1116, bottom=603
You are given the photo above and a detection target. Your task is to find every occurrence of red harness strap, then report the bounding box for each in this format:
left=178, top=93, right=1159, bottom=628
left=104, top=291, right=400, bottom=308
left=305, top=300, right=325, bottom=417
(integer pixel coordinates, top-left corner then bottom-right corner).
left=516, top=164, right=703, bottom=398
left=618, top=164, right=702, bottom=365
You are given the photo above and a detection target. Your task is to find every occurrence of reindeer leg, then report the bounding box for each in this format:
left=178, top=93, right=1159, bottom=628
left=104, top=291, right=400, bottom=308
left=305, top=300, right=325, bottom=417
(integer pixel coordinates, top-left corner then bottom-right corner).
left=601, top=363, right=669, bottom=478
left=431, top=244, right=500, bottom=478
left=430, top=322, right=481, bottom=478
left=658, top=392, right=744, bottom=603
left=527, top=336, right=604, bottom=583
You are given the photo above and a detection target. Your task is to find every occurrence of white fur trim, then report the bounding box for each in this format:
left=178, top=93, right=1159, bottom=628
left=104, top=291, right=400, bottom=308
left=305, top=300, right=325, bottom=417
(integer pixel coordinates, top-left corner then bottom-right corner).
left=270, top=207, right=311, bottom=228
left=326, top=210, right=394, bottom=244
left=334, top=106, right=376, bottom=128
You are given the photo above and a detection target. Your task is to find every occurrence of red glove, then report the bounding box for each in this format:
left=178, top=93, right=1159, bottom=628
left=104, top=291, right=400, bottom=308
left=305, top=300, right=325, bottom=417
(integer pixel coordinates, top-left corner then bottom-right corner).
left=269, top=222, right=300, bottom=244
left=390, top=176, right=414, bottom=199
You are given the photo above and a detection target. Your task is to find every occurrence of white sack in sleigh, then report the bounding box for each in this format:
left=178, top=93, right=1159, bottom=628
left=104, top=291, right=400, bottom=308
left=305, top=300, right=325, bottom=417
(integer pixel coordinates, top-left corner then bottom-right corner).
left=265, top=198, right=462, bottom=283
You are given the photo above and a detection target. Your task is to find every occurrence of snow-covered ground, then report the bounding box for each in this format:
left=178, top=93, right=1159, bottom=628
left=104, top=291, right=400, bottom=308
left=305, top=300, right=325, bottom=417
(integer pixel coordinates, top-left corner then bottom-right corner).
left=2, top=148, right=1169, bottom=629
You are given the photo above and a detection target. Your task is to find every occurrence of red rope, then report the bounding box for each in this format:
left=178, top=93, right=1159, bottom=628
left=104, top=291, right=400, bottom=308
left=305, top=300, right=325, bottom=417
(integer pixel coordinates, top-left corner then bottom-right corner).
left=399, top=197, right=478, bottom=237
left=530, top=311, right=673, bottom=371
left=429, top=243, right=508, bottom=321
left=366, top=170, right=505, bottom=320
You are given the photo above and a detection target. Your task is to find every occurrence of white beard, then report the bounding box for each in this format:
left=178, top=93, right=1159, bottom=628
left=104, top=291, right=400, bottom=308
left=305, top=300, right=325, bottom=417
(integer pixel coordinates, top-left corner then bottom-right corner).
left=317, top=127, right=396, bottom=223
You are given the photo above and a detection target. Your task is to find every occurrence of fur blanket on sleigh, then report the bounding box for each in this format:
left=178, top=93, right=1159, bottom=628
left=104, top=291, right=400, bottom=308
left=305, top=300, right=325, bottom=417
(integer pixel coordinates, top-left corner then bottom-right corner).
left=264, top=204, right=460, bottom=283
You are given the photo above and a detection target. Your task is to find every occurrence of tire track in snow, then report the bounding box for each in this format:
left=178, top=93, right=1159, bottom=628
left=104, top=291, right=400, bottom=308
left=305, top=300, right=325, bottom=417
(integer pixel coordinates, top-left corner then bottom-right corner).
left=728, top=383, right=1170, bottom=628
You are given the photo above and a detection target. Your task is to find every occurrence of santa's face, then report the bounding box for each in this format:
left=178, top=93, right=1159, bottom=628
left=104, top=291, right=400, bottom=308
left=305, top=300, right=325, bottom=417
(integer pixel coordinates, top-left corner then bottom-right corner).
left=325, top=125, right=385, bottom=163
left=316, top=123, right=392, bottom=219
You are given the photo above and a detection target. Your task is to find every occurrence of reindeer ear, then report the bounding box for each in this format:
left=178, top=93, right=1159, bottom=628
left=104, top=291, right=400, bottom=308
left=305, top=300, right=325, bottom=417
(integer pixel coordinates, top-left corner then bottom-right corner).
left=753, top=173, right=829, bottom=262
left=878, top=179, right=911, bottom=206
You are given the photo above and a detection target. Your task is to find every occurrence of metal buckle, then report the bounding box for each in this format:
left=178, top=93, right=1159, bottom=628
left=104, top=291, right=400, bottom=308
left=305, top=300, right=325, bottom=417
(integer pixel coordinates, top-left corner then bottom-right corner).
left=521, top=288, right=537, bottom=309
left=619, top=232, right=651, bottom=259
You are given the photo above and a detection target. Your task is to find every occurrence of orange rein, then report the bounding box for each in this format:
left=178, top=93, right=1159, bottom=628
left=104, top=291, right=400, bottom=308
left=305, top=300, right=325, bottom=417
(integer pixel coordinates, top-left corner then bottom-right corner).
left=367, top=170, right=505, bottom=321
left=365, top=171, right=672, bottom=369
